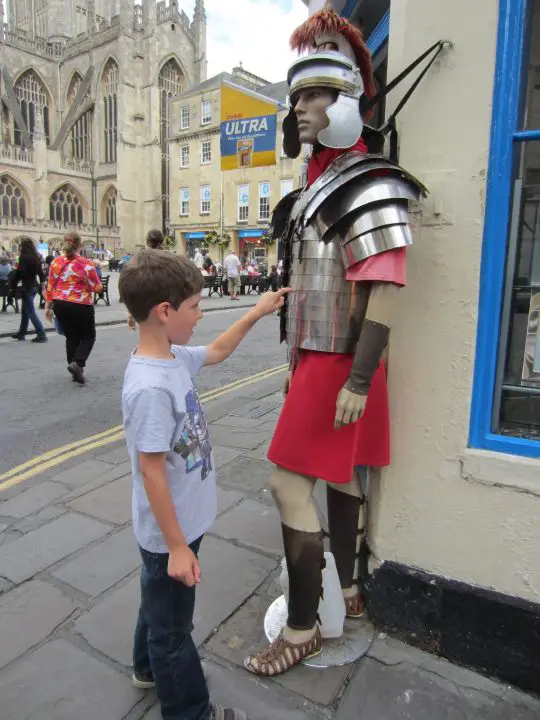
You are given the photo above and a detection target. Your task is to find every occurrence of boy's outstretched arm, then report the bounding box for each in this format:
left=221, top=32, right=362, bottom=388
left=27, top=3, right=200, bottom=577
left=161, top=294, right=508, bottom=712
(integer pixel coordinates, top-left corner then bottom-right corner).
left=205, top=288, right=291, bottom=366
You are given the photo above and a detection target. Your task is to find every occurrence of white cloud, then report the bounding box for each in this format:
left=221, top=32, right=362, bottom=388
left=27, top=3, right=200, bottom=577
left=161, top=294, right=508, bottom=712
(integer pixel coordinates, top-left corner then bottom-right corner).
left=180, top=0, right=307, bottom=83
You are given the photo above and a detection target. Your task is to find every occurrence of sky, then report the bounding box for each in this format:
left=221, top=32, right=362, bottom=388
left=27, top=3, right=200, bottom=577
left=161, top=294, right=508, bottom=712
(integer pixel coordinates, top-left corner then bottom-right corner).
left=180, top=0, right=308, bottom=83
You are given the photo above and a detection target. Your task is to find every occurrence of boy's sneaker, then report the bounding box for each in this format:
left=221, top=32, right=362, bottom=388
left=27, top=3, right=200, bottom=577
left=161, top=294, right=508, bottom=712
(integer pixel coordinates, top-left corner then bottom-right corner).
left=210, top=705, right=247, bottom=720
left=132, top=661, right=208, bottom=689
left=132, top=670, right=155, bottom=689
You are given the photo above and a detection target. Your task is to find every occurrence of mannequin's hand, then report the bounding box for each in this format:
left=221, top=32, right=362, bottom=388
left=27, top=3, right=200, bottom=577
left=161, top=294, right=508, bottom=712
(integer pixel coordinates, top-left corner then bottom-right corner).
left=335, top=386, right=367, bottom=429
left=283, top=371, right=292, bottom=398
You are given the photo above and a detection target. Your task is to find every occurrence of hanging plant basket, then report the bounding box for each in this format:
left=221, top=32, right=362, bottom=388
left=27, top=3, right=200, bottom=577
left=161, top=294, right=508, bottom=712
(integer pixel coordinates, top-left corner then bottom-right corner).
left=165, top=235, right=177, bottom=249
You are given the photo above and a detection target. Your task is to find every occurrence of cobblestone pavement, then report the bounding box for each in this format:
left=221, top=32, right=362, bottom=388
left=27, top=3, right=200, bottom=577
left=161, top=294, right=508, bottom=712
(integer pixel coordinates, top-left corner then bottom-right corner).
left=0, top=376, right=539, bottom=719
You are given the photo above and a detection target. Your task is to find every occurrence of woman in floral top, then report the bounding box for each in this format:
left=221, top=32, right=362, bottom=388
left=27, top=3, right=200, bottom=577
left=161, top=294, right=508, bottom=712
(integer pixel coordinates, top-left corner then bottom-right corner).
left=45, top=232, right=103, bottom=384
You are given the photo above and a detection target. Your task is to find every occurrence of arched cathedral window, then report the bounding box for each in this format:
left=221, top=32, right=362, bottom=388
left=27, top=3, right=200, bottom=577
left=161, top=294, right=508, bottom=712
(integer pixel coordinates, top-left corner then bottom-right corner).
left=0, top=175, right=27, bottom=221
left=71, top=111, right=93, bottom=162
left=14, top=70, right=50, bottom=147
left=49, top=184, right=84, bottom=226
left=103, top=187, right=117, bottom=227
left=159, top=59, right=185, bottom=231
left=102, top=60, right=118, bottom=164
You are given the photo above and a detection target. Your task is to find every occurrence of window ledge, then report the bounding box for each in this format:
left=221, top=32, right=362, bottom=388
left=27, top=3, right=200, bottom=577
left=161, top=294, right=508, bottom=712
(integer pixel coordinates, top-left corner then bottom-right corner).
left=460, top=448, right=540, bottom=498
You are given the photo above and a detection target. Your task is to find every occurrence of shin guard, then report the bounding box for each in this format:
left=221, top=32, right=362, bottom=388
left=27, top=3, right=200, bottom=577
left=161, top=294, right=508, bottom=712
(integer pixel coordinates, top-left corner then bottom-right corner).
left=281, top=523, right=325, bottom=630
left=326, top=485, right=363, bottom=589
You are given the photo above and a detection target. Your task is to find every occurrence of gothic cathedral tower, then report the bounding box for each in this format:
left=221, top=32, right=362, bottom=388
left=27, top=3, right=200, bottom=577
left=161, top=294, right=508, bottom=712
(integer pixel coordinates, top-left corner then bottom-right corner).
left=0, top=1, right=207, bottom=252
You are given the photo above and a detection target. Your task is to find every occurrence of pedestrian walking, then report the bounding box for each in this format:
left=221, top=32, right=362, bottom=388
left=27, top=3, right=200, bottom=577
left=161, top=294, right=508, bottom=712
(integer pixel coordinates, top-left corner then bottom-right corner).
left=10, top=237, right=48, bottom=343
left=224, top=250, right=241, bottom=300
left=119, top=249, right=290, bottom=720
left=44, top=233, right=103, bottom=384
left=193, top=247, right=204, bottom=270
left=0, top=255, right=11, bottom=280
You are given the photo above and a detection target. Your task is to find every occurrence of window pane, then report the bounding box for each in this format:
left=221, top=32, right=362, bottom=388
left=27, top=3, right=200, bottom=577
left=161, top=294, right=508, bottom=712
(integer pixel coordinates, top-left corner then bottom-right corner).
left=524, top=0, right=540, bottom=130
left=497, top=141, right=540, bottom=435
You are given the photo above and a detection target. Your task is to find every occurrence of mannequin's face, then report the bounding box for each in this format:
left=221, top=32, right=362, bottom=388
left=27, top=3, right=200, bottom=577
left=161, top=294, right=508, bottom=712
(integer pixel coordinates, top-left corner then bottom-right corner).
left=293, top=87, right=336, bottom=145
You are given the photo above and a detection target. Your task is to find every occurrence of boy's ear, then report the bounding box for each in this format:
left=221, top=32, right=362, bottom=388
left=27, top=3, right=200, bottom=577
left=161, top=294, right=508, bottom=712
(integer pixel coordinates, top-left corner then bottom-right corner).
left=152, top=301, right=171, bottom=324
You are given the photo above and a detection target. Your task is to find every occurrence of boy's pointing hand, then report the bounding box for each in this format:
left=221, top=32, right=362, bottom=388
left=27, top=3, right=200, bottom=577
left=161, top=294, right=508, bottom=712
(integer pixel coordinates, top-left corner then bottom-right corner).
left=253, top=287, right=293, bottom=319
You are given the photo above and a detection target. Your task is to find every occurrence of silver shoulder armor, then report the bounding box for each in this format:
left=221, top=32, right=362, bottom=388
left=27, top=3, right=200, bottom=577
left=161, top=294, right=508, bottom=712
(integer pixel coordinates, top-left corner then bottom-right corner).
left=301, top=154, right=427, bottom=268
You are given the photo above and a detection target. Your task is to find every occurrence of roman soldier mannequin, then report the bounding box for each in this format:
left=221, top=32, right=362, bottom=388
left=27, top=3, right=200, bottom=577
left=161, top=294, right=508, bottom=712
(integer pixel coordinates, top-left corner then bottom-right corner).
left=244, top=3, right=425, bottom=677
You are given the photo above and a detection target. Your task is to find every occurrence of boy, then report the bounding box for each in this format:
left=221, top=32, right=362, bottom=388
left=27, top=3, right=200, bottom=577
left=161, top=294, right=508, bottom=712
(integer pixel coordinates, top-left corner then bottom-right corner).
left=119, top=250, right=289, bottom=720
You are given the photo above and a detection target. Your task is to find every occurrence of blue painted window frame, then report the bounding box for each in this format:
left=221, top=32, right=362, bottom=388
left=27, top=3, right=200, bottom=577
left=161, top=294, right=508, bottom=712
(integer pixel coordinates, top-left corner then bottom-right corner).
left=468, top=0, right=540, bottom=456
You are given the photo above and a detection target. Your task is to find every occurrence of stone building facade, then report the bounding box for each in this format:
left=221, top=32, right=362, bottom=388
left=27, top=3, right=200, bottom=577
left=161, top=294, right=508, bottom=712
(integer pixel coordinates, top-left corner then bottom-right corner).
left=168, top=67, right=305, bottom=267
left=0, top=0, right=207, bottom=255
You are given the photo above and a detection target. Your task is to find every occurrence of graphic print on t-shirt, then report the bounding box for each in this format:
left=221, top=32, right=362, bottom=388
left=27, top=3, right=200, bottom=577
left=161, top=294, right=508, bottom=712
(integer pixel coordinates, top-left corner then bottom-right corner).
left=173, top=388, right=212, bottom=480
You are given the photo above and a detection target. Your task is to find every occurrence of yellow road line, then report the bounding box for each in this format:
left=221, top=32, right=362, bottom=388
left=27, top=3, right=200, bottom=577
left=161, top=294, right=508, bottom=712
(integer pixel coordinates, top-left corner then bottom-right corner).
left=0, top=363, right=286, bottom=485
left=0, top=363, right=287, bottom=493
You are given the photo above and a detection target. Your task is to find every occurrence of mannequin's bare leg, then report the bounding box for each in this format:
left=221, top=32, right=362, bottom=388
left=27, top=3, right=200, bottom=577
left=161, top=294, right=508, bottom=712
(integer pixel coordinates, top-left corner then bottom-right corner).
left=244, top=466, right=324, bottom=675
left=327, top=468, right=366, bottom=617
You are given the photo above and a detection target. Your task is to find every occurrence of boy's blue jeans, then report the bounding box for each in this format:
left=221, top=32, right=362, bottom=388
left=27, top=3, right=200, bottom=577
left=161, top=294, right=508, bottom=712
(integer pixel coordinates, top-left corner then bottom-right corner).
left=133, top=537, right=211, bottom=720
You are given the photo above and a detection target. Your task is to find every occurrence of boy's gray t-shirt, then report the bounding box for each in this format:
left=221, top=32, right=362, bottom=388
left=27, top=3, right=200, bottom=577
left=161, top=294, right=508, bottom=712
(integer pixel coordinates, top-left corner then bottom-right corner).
left=122, top=345, right=216, bottom=553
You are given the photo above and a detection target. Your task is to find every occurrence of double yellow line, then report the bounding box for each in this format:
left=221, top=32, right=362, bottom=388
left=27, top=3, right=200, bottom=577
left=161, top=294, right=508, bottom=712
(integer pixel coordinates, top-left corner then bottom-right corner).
left=0, top=364, right=287, bottom=494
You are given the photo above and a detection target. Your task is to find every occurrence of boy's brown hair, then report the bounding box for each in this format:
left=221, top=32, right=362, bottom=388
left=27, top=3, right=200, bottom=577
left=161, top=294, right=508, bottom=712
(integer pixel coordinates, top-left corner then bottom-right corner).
left=119, top=250, right=203, bottom=322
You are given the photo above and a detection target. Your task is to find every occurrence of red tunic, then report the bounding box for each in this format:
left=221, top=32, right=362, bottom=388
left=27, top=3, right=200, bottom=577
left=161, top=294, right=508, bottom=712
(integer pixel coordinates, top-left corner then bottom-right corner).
left=267, top=140, right=401, bottom=484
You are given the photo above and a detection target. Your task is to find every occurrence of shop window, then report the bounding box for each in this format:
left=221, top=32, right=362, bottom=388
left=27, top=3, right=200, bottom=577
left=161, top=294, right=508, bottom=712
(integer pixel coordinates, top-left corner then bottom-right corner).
left=471, top=0, right=540, bottom=455
left=238, top=184, right=249, bottom=222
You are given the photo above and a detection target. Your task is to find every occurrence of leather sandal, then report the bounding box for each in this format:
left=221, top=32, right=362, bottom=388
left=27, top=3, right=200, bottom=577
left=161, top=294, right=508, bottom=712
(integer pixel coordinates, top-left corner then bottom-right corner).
left=244, top=627, right=322, bottom=676
left=345, top=593, right=365, bottom=618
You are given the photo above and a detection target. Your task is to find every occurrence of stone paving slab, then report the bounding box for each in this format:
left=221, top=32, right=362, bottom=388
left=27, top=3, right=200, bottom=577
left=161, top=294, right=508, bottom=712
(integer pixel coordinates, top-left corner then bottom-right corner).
left=0, top=639, right=142, bottom=720
left=74, top=575, right=140, bottom=666
left=206, top=593, right=350, bottom=708
left=0, top=577, right=13, bottom=594
left=0, top=512, right=111, bottom=583
left=213, top=445, right=243, bottom=469
left=193, top=536, right=278, bottom=647
left=209, top=425, right=277, bottom=451
left=59, top=460, right=132, bottom=500
left=52, top=527, right=140, bottom=597
left=0, top=580, right=78, bottom=670
left=50, top=458, right=118, bottom=488
left=11, top=505, right=66, bottom=534
left=216, top=486, right=243, bottom=516
left=67, top=474, right=132, bottom=526
left=95, top=445, right=130, bottom=466
left=335, top=656, right=540, bottom=720
left=211, top=499, right=283, bottom=556
left=243, top=440, right=272, bottom=462
left=215, top=456, right=270, bottom=495
left=204, top=660, right=328, bottom=720
left=0, top=480, right=67, bottom=519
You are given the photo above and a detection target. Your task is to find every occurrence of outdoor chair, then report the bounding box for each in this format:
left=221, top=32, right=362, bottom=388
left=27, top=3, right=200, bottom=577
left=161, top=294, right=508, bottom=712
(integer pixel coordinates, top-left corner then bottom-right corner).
left=94, top=274, right=111, bottom=306
left=204, top=273, right=223, bottom=298
left=0, top=277, right=20, bottom=313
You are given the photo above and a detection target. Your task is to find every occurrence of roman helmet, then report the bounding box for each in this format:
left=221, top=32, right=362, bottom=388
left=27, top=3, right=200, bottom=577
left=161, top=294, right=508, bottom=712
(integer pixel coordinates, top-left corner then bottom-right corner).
left=283, top=1, right=376, bottom=159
